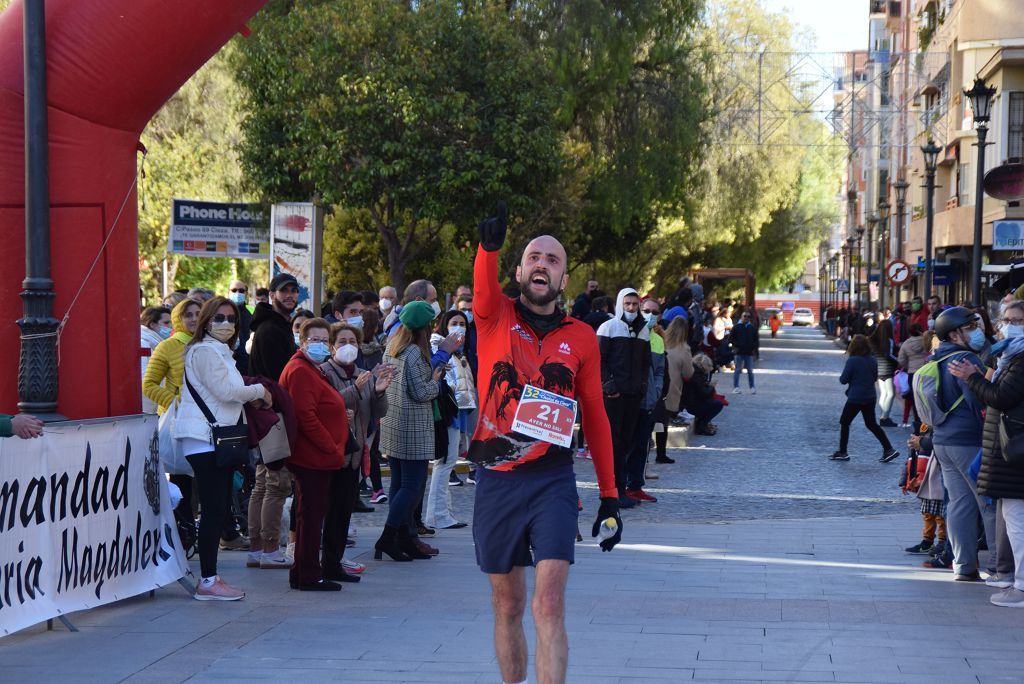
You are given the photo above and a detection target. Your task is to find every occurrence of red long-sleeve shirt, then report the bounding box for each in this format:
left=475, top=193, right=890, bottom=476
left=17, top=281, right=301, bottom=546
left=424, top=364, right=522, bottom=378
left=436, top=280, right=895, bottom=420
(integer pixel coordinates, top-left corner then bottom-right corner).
left=470, top=246, right=617, bottom=498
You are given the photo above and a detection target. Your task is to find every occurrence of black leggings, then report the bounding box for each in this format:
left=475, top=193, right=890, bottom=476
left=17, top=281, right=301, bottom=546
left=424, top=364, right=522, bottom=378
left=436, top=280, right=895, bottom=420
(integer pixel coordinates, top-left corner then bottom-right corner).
left=839, top=401, right=892, bottom=453
left=186, top=452, right=234, bottom=578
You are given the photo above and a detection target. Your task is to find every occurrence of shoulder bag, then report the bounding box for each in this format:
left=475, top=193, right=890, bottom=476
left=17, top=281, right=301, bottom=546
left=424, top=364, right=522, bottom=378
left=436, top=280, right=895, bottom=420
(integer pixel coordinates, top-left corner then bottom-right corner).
left=184, top=372, right=250, bottom=468
left=259, top=412, right=291, bottom=464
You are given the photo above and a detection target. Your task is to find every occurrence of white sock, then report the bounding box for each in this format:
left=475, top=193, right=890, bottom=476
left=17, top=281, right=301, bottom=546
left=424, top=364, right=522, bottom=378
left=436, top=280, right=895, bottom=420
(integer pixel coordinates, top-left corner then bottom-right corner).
left=201, top=576, right=217, bottom=587
left=503, top=680, right=528, bottom=684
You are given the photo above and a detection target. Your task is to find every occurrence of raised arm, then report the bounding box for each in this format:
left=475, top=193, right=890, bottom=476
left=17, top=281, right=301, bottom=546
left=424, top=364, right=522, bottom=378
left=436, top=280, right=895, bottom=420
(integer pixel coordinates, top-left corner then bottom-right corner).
left=473, top=203, right=508, bottom=323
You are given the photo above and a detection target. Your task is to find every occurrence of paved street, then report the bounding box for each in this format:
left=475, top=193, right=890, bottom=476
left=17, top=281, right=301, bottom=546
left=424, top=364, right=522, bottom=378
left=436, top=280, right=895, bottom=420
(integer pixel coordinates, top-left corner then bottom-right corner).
left=2, top=326, right=1023, bottom=683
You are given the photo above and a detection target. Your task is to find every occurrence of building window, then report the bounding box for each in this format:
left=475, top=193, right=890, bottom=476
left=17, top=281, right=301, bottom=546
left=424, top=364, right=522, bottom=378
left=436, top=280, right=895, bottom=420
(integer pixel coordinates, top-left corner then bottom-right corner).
left=1010, top=92, right=1024, bottom=160
left=958, top=162, right=970, bottom=206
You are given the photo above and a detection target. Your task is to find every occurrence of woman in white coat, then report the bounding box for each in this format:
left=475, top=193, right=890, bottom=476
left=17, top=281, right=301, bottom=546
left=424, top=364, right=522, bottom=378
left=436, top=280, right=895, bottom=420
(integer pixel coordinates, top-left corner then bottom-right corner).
left=174, top=296, right=271, bottom=601
left=425, top=310, right=476, bottom=530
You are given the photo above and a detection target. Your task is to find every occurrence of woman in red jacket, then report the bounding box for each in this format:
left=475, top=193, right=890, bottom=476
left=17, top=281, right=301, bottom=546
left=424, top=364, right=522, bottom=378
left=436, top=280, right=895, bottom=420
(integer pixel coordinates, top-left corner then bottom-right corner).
left=279, top=318, right=349, bottom=592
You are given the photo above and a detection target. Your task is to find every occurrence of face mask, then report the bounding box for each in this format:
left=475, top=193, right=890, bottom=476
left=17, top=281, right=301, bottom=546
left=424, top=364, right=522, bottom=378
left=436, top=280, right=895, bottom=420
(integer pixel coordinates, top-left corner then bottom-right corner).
left=642, top=312, right=658, bottom=329
left=967, top=328, right=986, bottom=351
left=460, top=310, right=473, bottom=324
left=346, top=316, right=365, bottom=328
left=229, top=292, right=246, bottom=305
left=448, top=324, right=467, bottom=336
left=1004, top=324, right=1024, bottom=339
left=379, top=298, right=393, bottom=313
left=927, top=318, right=935, bottom=331
left=158, top=326, right=172, bottom=340
left=911, top=302, right=921, bottom=312
left=208, top=323, right=235, bottom=343
left=431, top=301, right=442, bottom=317
left=334, top=343, right=358, bottom=364
left=623, top=310, right=638, bottom=323
left=293, top=332, right=301, bottom=346
left=305, top=341, right=330, bottom=363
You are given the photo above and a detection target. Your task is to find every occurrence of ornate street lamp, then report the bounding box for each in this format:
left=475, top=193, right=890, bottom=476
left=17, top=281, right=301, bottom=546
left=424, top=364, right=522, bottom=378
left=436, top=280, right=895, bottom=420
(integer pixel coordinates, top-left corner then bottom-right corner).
left=848, top=235, right=859, bottom=309
left=854, top=229, right=865, bottom=308
left=964, top=77, right=996, bottom=305
left=878, top=199, right=890, bottom=310
left=893, top=179, right=909, bottom=259
left=921, top=138, right=941, bottom=300
left=866, top=213, right=879, bottom=308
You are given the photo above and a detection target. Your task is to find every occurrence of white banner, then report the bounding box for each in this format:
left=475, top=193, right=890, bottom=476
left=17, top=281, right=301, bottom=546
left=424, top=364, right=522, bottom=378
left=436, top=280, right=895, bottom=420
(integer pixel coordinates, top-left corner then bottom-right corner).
left=270, top=202, right=323, bottom=313
left=0, top=415, right=188, bottom=637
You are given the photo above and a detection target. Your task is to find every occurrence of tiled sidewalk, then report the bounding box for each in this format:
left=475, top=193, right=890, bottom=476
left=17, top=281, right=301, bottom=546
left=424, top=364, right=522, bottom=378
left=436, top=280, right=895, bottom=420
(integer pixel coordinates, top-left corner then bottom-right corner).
left=1, top=512, right=1021, bottom=683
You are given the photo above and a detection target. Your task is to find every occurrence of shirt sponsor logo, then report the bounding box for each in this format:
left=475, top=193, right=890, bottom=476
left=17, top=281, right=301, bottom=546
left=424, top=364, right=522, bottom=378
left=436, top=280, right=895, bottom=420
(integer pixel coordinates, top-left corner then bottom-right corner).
left=558, top=342, right=572, bottom=355
left=511, top=323, right=533, bottom=343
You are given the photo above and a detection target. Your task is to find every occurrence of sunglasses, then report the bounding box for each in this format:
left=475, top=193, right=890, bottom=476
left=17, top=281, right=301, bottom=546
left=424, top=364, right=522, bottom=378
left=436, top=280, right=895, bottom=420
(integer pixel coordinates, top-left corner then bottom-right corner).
left=211, top=314, right=237, bottom=324
left=230, top=288, right=246, bottom=293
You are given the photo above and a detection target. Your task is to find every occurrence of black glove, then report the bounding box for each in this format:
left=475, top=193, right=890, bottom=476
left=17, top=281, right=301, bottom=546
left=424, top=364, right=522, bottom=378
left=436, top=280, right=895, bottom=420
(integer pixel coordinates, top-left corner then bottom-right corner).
left=591, top=497, right=623, bottom=552
left=477, top=201, right=508, bottom=252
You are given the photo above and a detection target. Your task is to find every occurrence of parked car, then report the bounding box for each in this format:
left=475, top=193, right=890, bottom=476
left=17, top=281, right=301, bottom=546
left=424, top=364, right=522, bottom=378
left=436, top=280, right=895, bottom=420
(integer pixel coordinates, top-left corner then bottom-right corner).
left=791, top=307, right=815, bottom=326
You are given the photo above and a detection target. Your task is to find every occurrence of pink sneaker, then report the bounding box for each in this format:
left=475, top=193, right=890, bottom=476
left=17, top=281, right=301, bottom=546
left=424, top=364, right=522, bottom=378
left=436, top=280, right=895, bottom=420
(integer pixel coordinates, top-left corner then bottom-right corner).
left=194, top=576, right=245, bottom=601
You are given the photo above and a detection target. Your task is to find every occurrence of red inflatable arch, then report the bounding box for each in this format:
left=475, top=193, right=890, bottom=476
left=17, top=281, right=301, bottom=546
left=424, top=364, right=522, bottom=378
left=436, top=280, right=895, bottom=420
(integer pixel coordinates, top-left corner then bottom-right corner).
left=0, top=0, right=266, bottom=419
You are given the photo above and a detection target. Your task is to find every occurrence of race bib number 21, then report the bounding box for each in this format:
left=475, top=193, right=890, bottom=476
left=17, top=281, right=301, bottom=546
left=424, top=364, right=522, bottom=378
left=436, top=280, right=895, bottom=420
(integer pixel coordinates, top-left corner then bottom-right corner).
left=511, top=384, right=578, bottom=448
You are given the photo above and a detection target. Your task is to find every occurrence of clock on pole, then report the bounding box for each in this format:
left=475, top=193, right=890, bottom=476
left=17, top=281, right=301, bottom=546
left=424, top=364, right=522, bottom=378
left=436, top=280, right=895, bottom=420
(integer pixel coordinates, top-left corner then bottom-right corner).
left=886, top=259, right=911, bottom=286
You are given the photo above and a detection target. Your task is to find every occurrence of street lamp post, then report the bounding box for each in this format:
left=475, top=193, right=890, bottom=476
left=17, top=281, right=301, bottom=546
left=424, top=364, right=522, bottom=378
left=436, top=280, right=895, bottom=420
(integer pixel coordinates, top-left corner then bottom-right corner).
left=854, top=231, right=864, bottom=309
left=922, top=138, right=941, bottom=301
left=893, top=179, right=909, bottom=299
left=848, top=236, right=858, bottom=310
left=865, top=214, right=878, bottom=309
left=964, top=77, right=996, bottom=306
left=878, top=199, right=890, bottom=311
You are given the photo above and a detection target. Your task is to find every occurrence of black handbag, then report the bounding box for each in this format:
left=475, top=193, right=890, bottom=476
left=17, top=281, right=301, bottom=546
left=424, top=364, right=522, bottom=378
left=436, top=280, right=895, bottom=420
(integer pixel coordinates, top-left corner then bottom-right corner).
left=184, top=373, right=251, bottom=468
left=998, top=407, right=1024, bottom=465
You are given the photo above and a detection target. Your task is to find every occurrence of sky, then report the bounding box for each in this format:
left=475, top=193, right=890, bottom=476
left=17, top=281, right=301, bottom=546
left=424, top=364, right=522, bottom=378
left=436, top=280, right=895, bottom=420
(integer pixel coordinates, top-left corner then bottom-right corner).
left=760, top=0, right=870, bottom=54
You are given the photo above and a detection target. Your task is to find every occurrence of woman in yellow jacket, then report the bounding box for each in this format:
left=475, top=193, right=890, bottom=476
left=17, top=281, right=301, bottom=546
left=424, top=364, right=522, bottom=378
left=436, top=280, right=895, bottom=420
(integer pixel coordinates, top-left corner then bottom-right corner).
left=144, top=298, right=201, bottom=413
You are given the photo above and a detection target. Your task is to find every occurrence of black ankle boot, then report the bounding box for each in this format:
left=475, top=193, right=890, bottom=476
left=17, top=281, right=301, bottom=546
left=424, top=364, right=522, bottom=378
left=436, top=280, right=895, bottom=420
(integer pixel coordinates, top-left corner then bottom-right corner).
left=374, top=525, right=412, bottom=562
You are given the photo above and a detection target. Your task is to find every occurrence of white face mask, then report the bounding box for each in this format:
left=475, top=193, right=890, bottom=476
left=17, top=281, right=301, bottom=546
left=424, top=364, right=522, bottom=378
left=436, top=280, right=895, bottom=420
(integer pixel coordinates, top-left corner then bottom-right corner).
left=1004, top=324, right=1024, bottom=339
left=334, top=343, right=359, bottom=364
left=448, top=324, right=467, bottom=336
left=460, top=310, right=473, bottom=324
left=379, top=298, right=393, bottom=313
left=431, top=301, right=442, bottom=317
left=623, top=310, right=638, bottom=322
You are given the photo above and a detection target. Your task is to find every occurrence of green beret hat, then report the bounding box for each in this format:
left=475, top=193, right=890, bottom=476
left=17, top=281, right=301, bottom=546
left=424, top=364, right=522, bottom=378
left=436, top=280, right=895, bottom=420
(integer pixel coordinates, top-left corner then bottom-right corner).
left=398, top=300, right=436, bottom=330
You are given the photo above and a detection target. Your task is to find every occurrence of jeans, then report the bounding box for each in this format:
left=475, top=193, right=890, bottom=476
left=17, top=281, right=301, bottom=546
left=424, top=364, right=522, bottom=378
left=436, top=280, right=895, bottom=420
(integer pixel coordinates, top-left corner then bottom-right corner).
left=248, top=464, right=293, bottom=550
left=877, top=377, right=895, bottom=419
left=838, top=401, right=892, bottom=453
left=322, top=467, right=358, bottom=575
left=1000, top=498, right=1024, bottom=591
left=185, top=452, right=234, bottom=579
left=932, top=444, right=996, bottom=575
left=289, top=463, right=332, bottom=586
left=604, top=394, right=642, bottom=494
left=425, top=425, right=461, bottom=528
left=386, top=458, right=428, bottom=532
left=625, top=409, right=653, bottom=490
left=733, top=354, right=754, bottom=389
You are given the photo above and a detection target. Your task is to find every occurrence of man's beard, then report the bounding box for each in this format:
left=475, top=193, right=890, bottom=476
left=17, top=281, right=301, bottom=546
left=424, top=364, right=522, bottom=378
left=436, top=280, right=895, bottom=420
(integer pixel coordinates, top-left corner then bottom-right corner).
left=519, top=273, right=560, bottom=308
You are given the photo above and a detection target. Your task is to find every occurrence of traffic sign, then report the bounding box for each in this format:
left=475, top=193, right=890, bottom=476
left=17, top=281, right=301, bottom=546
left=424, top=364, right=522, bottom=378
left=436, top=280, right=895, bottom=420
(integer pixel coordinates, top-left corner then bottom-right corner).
left=886, top=260, right=912, bottom=285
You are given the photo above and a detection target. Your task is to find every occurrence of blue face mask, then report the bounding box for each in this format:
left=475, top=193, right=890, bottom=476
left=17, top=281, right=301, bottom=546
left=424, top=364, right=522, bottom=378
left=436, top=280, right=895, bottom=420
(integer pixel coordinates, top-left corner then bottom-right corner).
left=229, top=292, right=246, bottom=305
left=158, top=326, right=172, bottom=340
left=346, top=316, right=365, bottom=329
left=967, top=327, right=986, bottom=352
left=293, top=332, right=301, bottom=346
left=642, top=312, right=658, bottom=330
left=461, top=310, right=473, bottom=324
left=305, top=341, right=330, bottom=363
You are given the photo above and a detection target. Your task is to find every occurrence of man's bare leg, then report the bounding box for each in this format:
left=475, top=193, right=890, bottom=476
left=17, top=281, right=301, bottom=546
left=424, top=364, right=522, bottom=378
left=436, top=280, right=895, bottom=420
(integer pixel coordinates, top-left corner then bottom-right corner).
left=490, top=567, right=528, bottom=683
left=532, top=559, right=570, bottom=684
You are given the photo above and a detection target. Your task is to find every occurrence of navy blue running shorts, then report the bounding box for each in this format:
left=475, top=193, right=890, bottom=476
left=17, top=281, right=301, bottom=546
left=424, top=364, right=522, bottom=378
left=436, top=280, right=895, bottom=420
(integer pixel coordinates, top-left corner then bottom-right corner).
left=472, top=464, right=579, bottom=574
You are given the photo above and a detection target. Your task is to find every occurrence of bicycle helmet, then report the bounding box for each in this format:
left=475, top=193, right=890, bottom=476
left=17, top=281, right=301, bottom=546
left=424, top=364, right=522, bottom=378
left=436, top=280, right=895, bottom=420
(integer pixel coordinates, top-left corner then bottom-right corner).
left=933, top=306, right=978, bottom=341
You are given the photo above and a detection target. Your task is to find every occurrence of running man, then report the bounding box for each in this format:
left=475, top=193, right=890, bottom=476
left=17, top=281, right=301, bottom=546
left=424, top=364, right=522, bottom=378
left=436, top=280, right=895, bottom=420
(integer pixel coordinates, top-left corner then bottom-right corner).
left=470, top=204, right=622, bottom=684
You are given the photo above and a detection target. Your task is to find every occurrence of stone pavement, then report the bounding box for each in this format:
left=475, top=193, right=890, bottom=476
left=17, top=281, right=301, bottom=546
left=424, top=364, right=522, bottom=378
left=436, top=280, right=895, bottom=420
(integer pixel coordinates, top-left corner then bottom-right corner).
left=2, top=326, right=1023, bottom=683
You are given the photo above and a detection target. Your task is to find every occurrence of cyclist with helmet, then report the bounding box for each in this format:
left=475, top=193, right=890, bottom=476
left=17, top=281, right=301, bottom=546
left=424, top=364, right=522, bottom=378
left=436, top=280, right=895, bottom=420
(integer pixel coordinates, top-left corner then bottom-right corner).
left=924, top=306, right=996, bottom=580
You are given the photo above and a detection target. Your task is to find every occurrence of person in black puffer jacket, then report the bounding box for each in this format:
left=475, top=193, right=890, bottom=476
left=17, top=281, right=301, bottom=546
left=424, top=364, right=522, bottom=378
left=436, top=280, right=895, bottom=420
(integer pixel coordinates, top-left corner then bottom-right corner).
left=951, top=325, right=1024, bottom=606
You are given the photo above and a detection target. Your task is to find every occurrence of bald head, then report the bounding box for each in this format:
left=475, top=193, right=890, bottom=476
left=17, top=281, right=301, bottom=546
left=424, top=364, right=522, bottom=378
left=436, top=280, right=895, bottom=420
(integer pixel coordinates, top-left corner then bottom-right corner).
left=517, top=235, right=568, bottom=312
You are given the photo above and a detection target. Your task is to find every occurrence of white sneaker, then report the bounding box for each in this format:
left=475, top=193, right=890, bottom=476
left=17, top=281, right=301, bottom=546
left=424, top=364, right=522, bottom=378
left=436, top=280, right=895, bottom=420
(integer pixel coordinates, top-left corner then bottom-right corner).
left=285, top=542, right=296, bottom=562
left=342, top=558, right=366, bottom=574
left=194, top=576, right=245, bottom=601
left=750, top=387, right=757, bottom=395
left=260, top=549, right=293, bottom=569
left=990, top=587, right=1024, bottom=607
left=732, top=387, right=741, bottom=395
left=246, top=550, right=262, bottom=568
left=986, top=574, right=1014, bottom=589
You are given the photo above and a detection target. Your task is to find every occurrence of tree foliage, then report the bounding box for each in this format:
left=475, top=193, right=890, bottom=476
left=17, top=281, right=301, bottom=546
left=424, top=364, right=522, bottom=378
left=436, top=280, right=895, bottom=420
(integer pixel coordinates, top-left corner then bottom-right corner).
left=235, top=0, right=564, bottom=290
left=138, top=47, right=267, bottom=304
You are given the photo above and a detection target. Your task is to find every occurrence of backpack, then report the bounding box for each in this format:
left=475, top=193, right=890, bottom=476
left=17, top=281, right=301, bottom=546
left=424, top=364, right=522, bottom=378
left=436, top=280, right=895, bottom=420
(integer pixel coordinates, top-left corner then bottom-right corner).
left=911, top=352, right=967, bottom=427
